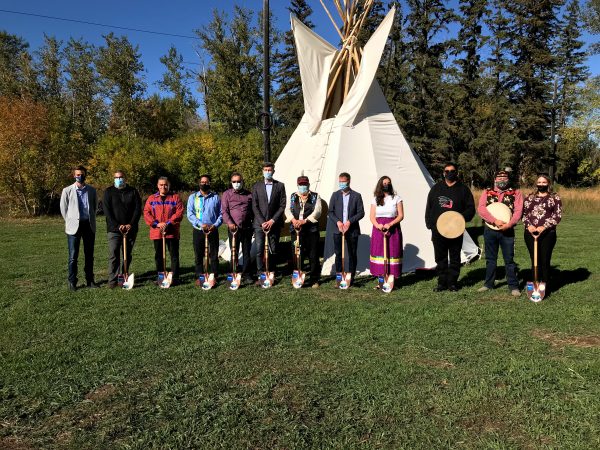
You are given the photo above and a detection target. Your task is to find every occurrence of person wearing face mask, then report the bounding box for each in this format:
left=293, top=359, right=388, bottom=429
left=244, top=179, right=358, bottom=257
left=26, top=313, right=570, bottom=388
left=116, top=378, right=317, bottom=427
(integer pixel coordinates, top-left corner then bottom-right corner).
left=425, top=162, right=475, bottom=292
left=143, top=176, right=184, bottom=285
left=60, top=165, right=99, bottom=291
left=103, top=169, right=142, bottom=288
left=328, top=172, right=365, bottom=286
left=221, top=172, right=254, bottom=284
left=476, top=170, right=523, bottom=296
left=285, top=175, right=322, bottom=287
left=522, top=174, right=562, bottom=294
left=369, top=176, right=404, bottom=287
left=187, top=174, right=223, bottom=285
left=252, top=162, right=287, bottom=285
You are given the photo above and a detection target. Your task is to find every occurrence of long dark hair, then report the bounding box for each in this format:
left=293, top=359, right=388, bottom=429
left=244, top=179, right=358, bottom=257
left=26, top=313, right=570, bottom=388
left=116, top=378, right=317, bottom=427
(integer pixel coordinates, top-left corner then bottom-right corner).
left=374, top=176, right=394, bottom=206
left=531, top=173, right=554, bottom=196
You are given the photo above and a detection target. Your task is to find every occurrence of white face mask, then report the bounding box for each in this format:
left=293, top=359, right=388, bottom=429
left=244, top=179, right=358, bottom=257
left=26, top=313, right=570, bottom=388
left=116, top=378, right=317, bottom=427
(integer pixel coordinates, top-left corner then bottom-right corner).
left=232, top=182, right=242, bottom=191
left=298, top=185, right=309, bottom=194
left=263, top=171, right=273, bottom=180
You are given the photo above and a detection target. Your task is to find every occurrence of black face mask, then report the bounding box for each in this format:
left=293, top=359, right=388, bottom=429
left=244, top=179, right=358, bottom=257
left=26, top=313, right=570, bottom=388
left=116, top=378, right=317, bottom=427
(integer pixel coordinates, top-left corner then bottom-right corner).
left=382, top=185, right=391, bottom=193
left=444, top=171, right=458, bottom=182
left=536, top=185, right=549, bottom=193
left=200, top=184, right=210, bottom=192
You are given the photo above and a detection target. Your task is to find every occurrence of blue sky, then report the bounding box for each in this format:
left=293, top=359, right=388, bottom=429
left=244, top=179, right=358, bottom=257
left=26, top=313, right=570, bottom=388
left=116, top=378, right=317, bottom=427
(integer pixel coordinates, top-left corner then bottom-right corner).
left=1, top=0, right=598, bottom=100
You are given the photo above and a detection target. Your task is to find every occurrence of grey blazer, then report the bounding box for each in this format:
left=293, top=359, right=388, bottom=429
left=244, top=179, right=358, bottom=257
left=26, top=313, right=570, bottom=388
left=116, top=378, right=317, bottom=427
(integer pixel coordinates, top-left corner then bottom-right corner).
left=60, top=183, right=98, bottom=235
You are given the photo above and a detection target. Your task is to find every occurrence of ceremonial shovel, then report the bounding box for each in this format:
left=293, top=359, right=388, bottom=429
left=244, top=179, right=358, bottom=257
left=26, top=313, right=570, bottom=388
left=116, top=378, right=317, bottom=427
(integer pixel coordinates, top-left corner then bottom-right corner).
left=227, top=229, right=242, bottom=290
left=291, top=227, right=305, bottom=288
left=121, top=231, right=134, bottom=290
left=260, top=229, right=275, bottom=288
left=336, top=232, right=351, bottom=289
left=199, top=228, right=215, bottom=290
left=526, top=231, right=545, bottom=302
left=159, top=231, right=172, bottom=289
left=378, top=230, right=394, bottom=293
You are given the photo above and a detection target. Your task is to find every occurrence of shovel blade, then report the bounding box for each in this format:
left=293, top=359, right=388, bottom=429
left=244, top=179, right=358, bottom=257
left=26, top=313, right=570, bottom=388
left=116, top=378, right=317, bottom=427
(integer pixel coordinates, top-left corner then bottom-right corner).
left=202, top=273, right=215, bottom=290
left=122, top=273, right=134, bottom=290
left=261, top=271, right=274, bottom=288
left=227, top=273, right=241, bottom=290
left=160, top=272, right=173, bottom=289
left=292, top=270, right=305, bottom=289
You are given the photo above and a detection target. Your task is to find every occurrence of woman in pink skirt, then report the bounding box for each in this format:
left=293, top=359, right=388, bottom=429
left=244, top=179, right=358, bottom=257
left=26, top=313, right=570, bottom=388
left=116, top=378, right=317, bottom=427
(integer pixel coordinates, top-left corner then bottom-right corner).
left=369, top=176, right=404, bottom=288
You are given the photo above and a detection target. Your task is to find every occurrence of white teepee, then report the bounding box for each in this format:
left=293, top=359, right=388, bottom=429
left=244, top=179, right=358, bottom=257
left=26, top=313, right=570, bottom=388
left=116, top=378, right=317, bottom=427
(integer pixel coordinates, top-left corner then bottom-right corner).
left=274, top=7, right=479, bottom=275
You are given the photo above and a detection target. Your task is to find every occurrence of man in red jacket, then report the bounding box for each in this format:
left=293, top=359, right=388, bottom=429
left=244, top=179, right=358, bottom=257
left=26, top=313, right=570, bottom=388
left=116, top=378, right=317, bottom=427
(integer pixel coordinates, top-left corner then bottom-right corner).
left=144, top=176, right=184, bottom=285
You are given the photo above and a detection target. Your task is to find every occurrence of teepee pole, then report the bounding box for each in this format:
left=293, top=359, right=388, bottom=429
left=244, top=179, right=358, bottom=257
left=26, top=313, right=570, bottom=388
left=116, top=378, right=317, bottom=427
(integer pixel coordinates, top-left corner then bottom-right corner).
left=320, top=0, right=344, bottom=40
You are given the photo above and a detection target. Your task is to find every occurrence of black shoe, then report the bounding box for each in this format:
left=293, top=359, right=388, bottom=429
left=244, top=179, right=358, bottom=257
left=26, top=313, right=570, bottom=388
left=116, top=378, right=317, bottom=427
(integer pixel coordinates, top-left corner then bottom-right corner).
left=243, top=276, right=254, bottom=285
left=107, top=283, right=118, bottom=289
left=448, top=285, right=460, bottom=292
left=68, top=282, right=77, bottom=291
left=433, top=285, right=447, bottom=292
left=87, top=281, right=100, bottom=289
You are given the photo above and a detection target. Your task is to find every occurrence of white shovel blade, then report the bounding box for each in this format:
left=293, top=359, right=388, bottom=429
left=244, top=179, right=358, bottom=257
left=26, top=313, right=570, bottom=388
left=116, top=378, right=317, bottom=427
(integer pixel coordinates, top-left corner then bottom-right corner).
left=122, top=273, right=134, bottom=290
left=261, top=272, right=274, bottom=288
left=292, top=270, right=305, bottom=289
left=160, top=272, right=173, bottom=289
left=229, top=273, right=242, bottom=290
left=202, top=273, right=215, bottom=290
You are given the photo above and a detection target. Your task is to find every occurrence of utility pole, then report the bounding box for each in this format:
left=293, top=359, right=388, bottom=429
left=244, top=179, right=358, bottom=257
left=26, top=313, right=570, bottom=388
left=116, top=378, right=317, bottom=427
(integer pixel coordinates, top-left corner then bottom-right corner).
left=261, top=0, right=272, bottom=162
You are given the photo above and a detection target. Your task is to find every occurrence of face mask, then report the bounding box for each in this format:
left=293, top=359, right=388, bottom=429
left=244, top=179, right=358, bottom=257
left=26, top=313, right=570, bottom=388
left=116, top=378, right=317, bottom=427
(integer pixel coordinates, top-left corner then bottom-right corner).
left=75, top=175, right=86, bottom=184
left=263, top=171, right=273, bottom=180
left=232, top=182, right=242, bottom=191
left=298, top=185, right=309, bottom=194
left=339, top=182, right=349, bottom=191
left=495, top=181, right=508, bottom=190
left=444, top=171, right=458, bottom=182
left=382, top=184, right=391, bottom=193
left=200, top=183, right=210, bottom=192
left=537, top=185, right=549, bottom=193
left=114, top=178, right=125, bottom=189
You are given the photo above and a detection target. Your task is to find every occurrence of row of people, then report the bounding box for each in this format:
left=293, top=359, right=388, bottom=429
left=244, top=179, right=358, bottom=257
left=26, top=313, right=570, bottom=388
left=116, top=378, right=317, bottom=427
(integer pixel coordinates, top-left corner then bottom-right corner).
left=60, top=162, right=561, bottom=294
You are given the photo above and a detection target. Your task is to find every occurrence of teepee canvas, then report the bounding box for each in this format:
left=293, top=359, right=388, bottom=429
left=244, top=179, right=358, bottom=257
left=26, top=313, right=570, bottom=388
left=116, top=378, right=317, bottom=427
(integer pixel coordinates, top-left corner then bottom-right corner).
left=274, top=4, right=479, bottom=275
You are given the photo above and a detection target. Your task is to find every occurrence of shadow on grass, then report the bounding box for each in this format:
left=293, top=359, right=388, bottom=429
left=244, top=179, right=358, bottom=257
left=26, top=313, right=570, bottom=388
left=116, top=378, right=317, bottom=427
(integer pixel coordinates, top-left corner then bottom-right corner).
left=519, top=266, right=591, bottom=294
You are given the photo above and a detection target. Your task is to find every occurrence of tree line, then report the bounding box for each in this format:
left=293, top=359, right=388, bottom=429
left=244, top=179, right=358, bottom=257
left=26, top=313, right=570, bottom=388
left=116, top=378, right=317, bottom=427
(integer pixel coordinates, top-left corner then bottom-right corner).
left=0, top=0, right=598, bottom=215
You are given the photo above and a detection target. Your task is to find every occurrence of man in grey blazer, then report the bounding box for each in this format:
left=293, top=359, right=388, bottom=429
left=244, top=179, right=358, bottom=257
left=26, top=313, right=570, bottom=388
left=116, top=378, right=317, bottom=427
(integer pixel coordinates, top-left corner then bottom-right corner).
left=328, top=172, right=365, bottom=285
left=252, top=162, right=287, bottom=284
left=60, top=165, right=98, bottom=291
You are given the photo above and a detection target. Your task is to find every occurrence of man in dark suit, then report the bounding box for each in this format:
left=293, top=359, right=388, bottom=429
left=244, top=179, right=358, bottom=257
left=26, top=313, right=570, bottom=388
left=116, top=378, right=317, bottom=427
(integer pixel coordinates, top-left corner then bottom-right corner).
left=252, top=162, right=287, bottom=284
left=328, top=172, right=365, bottom=285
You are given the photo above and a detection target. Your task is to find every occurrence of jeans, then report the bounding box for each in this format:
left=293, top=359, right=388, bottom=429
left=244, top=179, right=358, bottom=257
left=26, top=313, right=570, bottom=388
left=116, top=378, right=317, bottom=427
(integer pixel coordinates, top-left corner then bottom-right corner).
left=483, top=227, right=518, bottom=290
left=153, top=238, right=180, bottom=281
left=192, top=228, right=220, bottom=277
left=333, top=232, right=358, bottom=279
left=254, top=226, right=281, bottom=274
left=432, top=232, right=463, bottom=288
left=67, top=220, right=95, bottom=284
left=107, top=232, right=136, bottom=285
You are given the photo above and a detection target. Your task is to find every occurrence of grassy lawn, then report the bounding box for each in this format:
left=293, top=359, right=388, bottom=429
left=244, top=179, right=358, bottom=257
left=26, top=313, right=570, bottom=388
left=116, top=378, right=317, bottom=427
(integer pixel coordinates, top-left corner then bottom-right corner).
left=1, top=214, right=599, bottom=448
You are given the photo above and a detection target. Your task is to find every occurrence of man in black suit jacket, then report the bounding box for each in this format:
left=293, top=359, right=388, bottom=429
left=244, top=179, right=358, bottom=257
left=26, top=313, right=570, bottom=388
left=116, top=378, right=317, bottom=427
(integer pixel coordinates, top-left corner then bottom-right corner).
left=328, top=172, right=365, bottom=283
left=252, top=162, right=287, bottom=281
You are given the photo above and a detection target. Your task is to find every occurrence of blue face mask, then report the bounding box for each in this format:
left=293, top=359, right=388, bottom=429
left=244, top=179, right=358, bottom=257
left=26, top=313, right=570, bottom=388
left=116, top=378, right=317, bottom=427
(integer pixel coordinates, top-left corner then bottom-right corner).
left=75, top=175, right=86, bottom=184
left=339, top=182, right=348, bottom=190
left=263, top=171, right=273, bottom=180
left=114, top=178, right=125, bottom=189
left=298, top=185, right=308, bottom=194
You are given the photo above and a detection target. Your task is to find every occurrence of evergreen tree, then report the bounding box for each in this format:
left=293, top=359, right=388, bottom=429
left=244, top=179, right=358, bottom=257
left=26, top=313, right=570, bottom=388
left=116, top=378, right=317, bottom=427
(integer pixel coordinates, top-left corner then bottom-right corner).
left=196, top=7, right=262, bottom=135
left=555, top=0, right=589, bottom=128
left=272, top=0, right=314, bottom=138
left=402, top=0, right=457, bottom=170
left=503, top=0, right=564, bottom=178
left=0, top=31, right=30, bottom=97
left=96, top=33, right=146, bottom=136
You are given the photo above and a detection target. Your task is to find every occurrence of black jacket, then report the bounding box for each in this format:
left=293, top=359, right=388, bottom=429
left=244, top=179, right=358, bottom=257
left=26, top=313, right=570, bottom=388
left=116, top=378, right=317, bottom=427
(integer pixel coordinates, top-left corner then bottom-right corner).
left=103, top=185, right=142, bottom=233
left=425, top=181, right=475, bottom=232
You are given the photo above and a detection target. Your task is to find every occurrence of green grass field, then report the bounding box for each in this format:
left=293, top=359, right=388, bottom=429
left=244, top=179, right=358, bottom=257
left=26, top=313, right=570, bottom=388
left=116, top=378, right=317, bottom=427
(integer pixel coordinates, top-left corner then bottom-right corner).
left=1, top=214, right=599, bottom=449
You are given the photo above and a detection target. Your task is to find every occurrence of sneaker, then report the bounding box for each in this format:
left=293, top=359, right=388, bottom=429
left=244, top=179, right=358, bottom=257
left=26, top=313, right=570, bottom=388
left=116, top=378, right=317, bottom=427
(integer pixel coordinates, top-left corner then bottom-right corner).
left=511, top=289, right=521, bottom=297
left=68, top=282, right=77, bottom=291
left=477, top=286, right=490, bottom=292
left=87, top=281, right=100, bottom=289
left=311, top=282, right=320, bottom=289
